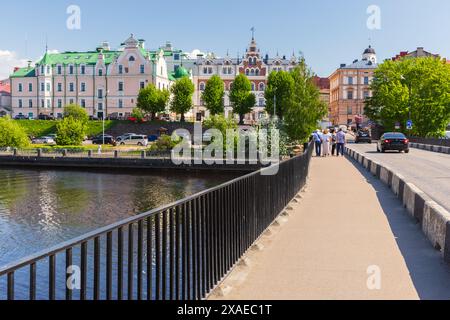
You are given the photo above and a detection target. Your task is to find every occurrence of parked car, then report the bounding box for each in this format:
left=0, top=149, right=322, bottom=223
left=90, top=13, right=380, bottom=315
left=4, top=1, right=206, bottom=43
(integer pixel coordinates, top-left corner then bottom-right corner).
left=355, top=130, right=372, bottom=143
left=32, top=136, right=56, bottom=145
left=92, top=134, right=116, bottom=145
left=116, top=133, right=138, bottom=143
left=38, top=114, right=55, bottom=120
left=117, top=135, right=148, bottom=146
left=14, top=114, right=28, bottom=120
left=445, top=131, right=450, bottom=139
left=377, top=132, right=410, bottom=153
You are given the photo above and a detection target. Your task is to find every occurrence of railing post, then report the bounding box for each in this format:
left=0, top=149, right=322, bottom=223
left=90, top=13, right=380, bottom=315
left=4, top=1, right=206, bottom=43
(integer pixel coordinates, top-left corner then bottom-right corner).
left=88, top=150, right=93, bottom=158
left=141, top=150, right=146, bottom=159
left=114, top=150, right=119, bottom=159
left=37, top=149, right=42, bottom=157
left=13, top=148, right=18, bottom=156
left=62, top=149, right=67, bottom=157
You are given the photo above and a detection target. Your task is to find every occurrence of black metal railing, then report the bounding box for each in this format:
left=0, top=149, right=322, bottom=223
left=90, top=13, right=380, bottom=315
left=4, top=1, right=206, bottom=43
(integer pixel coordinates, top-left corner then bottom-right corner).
left=0, top=144, right=313, bottom=300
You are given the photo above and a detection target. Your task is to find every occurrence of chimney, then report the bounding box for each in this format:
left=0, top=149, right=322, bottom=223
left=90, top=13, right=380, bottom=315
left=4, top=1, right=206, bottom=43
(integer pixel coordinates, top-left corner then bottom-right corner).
left=138, top=39, right=145, bottom=49
left=340, top=63, right=346, bottom=68
left=14, top=67, right=20, bottom=72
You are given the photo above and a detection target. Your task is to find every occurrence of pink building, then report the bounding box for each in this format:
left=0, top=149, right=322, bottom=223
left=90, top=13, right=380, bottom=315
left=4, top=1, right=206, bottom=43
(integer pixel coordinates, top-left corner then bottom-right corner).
left=10, top=35, right=173, bottom=119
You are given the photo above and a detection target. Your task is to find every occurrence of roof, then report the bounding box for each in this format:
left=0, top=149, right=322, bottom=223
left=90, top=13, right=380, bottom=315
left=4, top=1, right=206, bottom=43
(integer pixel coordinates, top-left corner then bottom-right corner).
left=173, top=66, right=190, bottom=79
left=363, top=46, right=376, bottom=54
left=10, top=67, right=36, bottom=78
left=340, top=59, right=378, bottom=70
left=313, top=76, right=330, bottom=90
left=0, top=80, right=10, bottom=94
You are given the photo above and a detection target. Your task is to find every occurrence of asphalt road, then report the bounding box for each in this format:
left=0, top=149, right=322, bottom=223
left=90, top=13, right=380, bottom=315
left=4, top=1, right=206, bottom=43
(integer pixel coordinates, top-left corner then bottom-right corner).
left=347, top=143, right=450, bottom=212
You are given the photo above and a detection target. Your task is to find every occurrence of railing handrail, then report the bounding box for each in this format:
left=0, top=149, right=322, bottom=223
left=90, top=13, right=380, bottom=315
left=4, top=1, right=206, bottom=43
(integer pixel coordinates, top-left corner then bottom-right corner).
left=0, top=150, right=308, bottom=276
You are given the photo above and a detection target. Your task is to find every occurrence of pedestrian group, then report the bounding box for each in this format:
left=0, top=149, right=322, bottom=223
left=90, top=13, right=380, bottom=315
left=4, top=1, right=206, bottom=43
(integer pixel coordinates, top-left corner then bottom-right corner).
left=312, top=128, right=346, bottom=157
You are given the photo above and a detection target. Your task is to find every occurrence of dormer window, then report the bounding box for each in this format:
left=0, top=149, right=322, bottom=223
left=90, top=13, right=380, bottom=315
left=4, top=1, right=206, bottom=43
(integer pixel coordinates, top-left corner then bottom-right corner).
left=57, top=65, right=62, bottom=75
left=129, top=56, right=135, bottom=62
left=98, top=69, right=103, bottom=76
left=80, top=65, right=86, bottom=75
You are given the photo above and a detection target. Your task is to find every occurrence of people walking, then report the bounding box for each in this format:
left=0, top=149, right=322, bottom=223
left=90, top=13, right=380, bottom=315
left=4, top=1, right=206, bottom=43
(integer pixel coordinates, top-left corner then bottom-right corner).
left=322, top=129, right=331, bottom=157
left=336, top=128, right=346, bottom=156
left=312, top=130, right=323, bottom=157
left=331, top=129, right=337, bottom=156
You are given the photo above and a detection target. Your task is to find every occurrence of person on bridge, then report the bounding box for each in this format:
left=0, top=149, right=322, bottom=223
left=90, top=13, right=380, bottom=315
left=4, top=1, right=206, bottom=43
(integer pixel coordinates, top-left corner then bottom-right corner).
left=312, top=130, right=323, bottom=157
left=331, top=129, right=337, bottom=156
left=336, top=129, right=346, bottom=156
left=322, top=129, right=331, bottom=157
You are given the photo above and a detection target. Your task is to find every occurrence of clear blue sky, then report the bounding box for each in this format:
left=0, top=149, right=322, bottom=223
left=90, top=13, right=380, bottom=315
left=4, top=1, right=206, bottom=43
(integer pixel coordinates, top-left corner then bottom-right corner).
left=2, top=0, right=450, bottom=77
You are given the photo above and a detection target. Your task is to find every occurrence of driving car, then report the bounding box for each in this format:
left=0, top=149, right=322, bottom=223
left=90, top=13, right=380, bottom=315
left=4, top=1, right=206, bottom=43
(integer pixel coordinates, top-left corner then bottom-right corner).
left=117, top=135, right=148, bottom=146
left=32, top=136, right=56, bottom=145
left=377, top=132, right=410, bottom=153
left=92, top=134, right=116, bottom=145
left=355, top=130, right=372, bottom=143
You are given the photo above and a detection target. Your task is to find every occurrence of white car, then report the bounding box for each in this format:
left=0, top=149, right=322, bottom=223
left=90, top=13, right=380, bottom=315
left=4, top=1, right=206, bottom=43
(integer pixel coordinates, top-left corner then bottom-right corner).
left=32, top=136, right=55, bottom=145
left=445, top=131, right=450, bottom=139
left=117, top=135, right=148, bottom=146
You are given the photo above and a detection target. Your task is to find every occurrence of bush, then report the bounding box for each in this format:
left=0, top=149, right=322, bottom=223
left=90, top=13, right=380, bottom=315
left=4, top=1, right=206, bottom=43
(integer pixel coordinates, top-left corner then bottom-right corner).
left=64, top=104, right=89, bottom=123
left=56, top=118, right=86, bottom=146
left=149, top=135, right=181, bottom=151
left=131, top=107, right=145, bottom=122
left=0, top=116, right=30, bottom=148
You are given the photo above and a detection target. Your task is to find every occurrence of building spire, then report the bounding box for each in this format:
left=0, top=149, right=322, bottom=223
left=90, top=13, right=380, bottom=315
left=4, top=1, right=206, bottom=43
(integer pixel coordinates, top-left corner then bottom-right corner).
left=251, top=27, right=255, bottom=40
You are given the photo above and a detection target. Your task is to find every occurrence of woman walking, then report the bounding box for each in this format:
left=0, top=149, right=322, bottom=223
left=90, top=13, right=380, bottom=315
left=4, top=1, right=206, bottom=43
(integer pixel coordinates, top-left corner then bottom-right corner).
left=322, top=129, right=331, bottom=157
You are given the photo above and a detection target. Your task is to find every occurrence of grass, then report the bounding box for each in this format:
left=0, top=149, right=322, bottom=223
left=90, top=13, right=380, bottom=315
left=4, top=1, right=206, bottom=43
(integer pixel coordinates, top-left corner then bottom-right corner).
left=15, top=120, right=119, bottom=138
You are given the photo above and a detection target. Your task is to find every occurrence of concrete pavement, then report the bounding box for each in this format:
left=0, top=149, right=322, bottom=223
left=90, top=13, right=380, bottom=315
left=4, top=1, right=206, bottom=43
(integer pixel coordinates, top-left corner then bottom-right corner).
left=210, top=156, right=450, bottom=300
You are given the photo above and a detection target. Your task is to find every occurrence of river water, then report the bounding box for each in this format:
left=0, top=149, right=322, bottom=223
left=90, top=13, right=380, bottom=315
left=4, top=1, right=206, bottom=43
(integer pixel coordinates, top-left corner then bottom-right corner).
left=0, top=167, right=235, bottom=267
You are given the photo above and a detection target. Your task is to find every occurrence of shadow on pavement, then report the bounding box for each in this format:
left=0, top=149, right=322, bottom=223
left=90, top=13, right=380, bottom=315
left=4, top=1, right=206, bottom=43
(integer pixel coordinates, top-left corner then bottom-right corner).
left=347, top=156, right=450, bottom=300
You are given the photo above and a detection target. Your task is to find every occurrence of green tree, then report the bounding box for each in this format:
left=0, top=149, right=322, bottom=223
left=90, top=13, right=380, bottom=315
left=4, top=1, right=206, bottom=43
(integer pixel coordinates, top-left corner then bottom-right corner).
left=136, top=84, right=170, bottom=120
left=229, top=74, right=255, bottom=124
left=0, top=116, right=30, bottom=148
left=63, top=104, right=89, bottom=124
left=170, top=77, right=195, bottom=122
left=202, top=75, right=225, bottom=115
left=283, top=62, right=327, bottom=142
left=365, top=57, right=450, bottom=137
left=56, top=117, right=86, bottom=146
left=265, top=70, right=295, bottom=120
left=131, top=107, right=145, bottom=122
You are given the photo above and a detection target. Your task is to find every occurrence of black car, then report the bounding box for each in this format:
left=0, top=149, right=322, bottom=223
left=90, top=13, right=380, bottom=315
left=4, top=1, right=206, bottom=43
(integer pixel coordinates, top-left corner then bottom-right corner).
left=355, top=130, right=372, bottom=143
left=38, top=114, right=55, bottom=120
left=14, top=114, right=28, bottom=120
left=377, top=132, right=410, bottom=153
left=92, top=135, right=116, bottom=145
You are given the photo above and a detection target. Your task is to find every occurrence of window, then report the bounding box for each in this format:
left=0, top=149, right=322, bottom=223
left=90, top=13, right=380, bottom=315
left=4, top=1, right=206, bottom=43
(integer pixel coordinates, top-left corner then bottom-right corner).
left=363, top=91, right=370, bottom=99
left=208, top=67, right=213, bottom=74
left=140, top=81, right=145, bottom=89
left=41, top=65, right=45, bottom=74
left=41, top=83, right=45, bottom=92
left=81, top=65, right=86, bottom=75
left=348, top=77, right=353, bottom=85
left=199, top=83, right=205, bottom=91
left=46, top=99, right=51, bottom=108
left=118, top=99, right=123, bottom=108
left=347, top=106, right=353, bottom=115
left=174, top=53, right=180, bottom=61
left=47, top=66, right=50, bottom=74
left=118, top=82, right=124, bottom=92
left=18, top=83, right=23, bottom=92
left=57, top=83, right=62, bottom=92
left=28, top=83, right=33, bottom=92
left=245, top=69, right=249, bottom=76
left=41, top=100, right=44, bottom=108
left=81, top=99, right=86, bottom=108
left=69, top=65, right=74, bottom=75
left=98, top=89, right=103, bottom=99
left=29, top=100, right=33, bottom=108
left=259, top=83, right=265, bottom=91
left=364, top=77, right=369, bottom=85
left=69, top=99, right=74, bottom=104
left=58, top=99, right=62, bottom=108
left=347, top=91, right=353, bottom=100
left=57, top=65, right=62, bottom=75
left=98, top=69, right=103, bottom=76
left=129, top=56, right=135, bottom=62
left=98, top=103, right=103, bottom=111
left=140, top=64, right=145, bottom=74
left=46, top=83, right=51, bottom=92
left=81, top=83, right=86, bottom=92
left=255, top=69, right=260, bottom=76
left=118, top=65, right=123, bottom=74
left=251, top=83, right=255, bottom=91
left=69, top=83, right=74, bottom=92
left=203, top=67, right=208, bottom=74
left=259, top=98, right=265, bottom=107
left=18, top=99, right=23, bottom=108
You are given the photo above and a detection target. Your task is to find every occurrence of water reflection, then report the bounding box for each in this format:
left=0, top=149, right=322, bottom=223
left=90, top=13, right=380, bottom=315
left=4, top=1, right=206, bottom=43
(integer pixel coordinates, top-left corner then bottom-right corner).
left=0, top=167, right=236, bottom=266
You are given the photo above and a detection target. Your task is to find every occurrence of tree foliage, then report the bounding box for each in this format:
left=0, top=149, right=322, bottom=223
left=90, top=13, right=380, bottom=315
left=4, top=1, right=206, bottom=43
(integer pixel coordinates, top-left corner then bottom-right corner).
left=63, top=104, right=89, bottom=123
left=265, top=70, right=295, bottom=120
left=365, top=57, right=450, bottom=137
left=170, top=77, right=195, bottom=122
left=202, top=75, right=225, bottom=115
left=56, top=117, right=86, bottom=146
left=136, top=84, right=170, bottom=120
left=0, top=116, right=30, bottom=148
left=282, top=62, right=327, bottom=142
left=229, top=74, right=255, bottom=124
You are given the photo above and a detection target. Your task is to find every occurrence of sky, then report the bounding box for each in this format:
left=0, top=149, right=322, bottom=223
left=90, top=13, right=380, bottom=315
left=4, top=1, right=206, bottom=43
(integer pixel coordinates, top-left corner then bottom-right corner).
left=1, top=0, right=450, bottom=79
